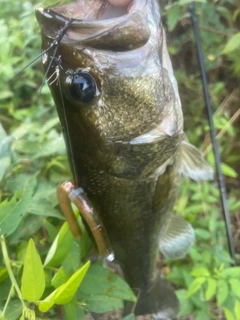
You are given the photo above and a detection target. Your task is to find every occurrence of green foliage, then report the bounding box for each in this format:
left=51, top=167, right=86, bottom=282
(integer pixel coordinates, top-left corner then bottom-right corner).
left=21, top=239, right=45, bottom=302
left=0, top=0, right=239, bottom=319
left=164, top=1, right=240, bottom=319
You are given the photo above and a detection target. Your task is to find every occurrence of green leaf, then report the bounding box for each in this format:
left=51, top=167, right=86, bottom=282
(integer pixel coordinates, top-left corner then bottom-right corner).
left=62, top=241, right=81, bottom=275
left=175, top=289, right=194, bottom=316
left=28, top=200, right=64, bottom=220
left=44, top=222, right=73, bottom=267
left=21, top=239, right=45, bottom=302
left=38, top=260, right=90, bottom=312
left=217, top=279, right=229, bottom=305
left=223, top=308, right=235, bottom=320
left=63, top=298, right=88, bottom=320
left=0, top=268, right=8, bottom=283
left=234, top=300, right=240, bottom=318
left=80, top=295, right=123, bottom=313
left=0, top=278, right=11, bottom=302
left=191, top=268, right=210, bottom=277
left=64, top=300, right=79, bottom=320
left=2, top=300, right=22, bottom=320
left=228, top=279, right=240, bottom=298
left=78, top=264, right=136, bottom=302
left=222, top=32, right=240, bottom=54
left=120, top=314, right=135, bottom=320
left=186, top=277, right=206, bottom=298
left=195, top=228, right=210, bottom=240
left=43, top=220, right=58, bottom=242
left=205, top=278, right=217, bottom=301
left=221, top=267, right=240, bottom=279
left=195, top=310, right=211, bottom=320
left=52, top=267, right=69, bottom=289
left=167, top=5, right=180, bottom=31
left=0, top=179, right=35, bottom=237
left=77, top=263, right=136, bottom=313
left=221, top=163, right=238, bottom=178
left=8, top=215, right=43, bottom=245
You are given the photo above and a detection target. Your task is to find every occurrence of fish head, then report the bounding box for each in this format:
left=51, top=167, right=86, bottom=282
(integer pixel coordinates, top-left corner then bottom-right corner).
left=36, top=0, right=183, bottom=181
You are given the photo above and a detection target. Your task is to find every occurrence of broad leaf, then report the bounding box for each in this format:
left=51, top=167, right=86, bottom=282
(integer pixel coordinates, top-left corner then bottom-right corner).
left=167, top=5, right=180, bottom=31
left=191, top=268, right=210, bottom=277
left=221, top=163, right=238, bottom=178
left=217, top=279, right=229, bottom=305
left=175, top=289, right=194, bottom=317
left=64, top=298, right=87, bottom=320
left=205, top=278, right=217, bottom=301
left=223, top=32, right=240, bottom=54
left=186, top=277, right=206, bottom=298
left=78, top=264, right=136, bottom=302
left=77, top=263, right=136, bottom=313
left=83, top=295, right=123, bottom=313
left=228, top=279, right=240, bottom=298
left=38, top=260, right=90, bottom=312
left=221, top=267, right=240, bottom=279
left=28, top=200, right=64, bottom=220
left=0, top=178, right=35, bottom=237
left=43, top=220, right=58, bottom=242
left=234, top=300, right=240, bottom=318
left=1, top=300, right=22, bottom=320
left=120, top=314, right=135, bottom=320
left=21, top=239, right=45, bottom=302
left=44, top=222, right=73, bottom=267
left=223, top=308, right=235, bottom=320
left=52, top=267, right=69, bottom=289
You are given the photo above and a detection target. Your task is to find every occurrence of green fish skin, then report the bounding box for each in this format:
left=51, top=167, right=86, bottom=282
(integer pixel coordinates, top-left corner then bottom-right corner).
left=36, top=1, right=213, bottom=318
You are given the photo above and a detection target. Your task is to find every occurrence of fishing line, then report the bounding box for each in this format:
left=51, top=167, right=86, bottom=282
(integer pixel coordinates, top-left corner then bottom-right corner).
left=8, top=48, right=52, bottom=82
left=36, top=18, right=74, bottom=102
left=57, top=70, right=78, bottom=185
left=189, top=2, right=236, bottom=265
left=9, top=19, right=73, bottom=82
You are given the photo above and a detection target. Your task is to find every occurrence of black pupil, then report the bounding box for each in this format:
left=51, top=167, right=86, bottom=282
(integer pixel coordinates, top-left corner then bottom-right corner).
left=70, top=73, right=96, bottom=103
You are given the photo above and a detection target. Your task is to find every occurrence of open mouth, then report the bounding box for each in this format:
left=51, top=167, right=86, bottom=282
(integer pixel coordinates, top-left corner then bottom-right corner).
left=35, top=0, right=150, bottom=50
left=41, top=0, right=146, bottom=20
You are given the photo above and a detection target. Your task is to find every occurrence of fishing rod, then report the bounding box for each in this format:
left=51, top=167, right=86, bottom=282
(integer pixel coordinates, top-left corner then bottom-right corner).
left=189, top=2, right=236, bottom=266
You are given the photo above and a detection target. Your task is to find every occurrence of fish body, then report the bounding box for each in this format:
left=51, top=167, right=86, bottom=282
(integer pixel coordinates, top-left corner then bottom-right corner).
left=36, top=1, right=212, bottom=318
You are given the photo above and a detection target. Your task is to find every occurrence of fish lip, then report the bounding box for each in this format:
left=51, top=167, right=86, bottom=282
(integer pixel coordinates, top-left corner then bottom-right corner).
left=36, top=0, right=147, bottom=25
left=36, top=1, right=150, bottom=50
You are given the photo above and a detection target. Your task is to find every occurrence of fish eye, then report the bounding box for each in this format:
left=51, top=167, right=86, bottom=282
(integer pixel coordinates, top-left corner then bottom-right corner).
left=69, top=72, right=98, bottom=103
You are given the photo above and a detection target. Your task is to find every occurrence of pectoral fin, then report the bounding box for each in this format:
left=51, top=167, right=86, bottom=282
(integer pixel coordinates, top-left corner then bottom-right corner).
left=159, top=213, right=195, bottom=260
left=180, top=140, right=214, bottom=181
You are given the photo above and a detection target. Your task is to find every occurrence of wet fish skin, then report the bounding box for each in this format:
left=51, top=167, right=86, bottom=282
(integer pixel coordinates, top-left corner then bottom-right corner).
left=36, top=0, right=212, bottom=318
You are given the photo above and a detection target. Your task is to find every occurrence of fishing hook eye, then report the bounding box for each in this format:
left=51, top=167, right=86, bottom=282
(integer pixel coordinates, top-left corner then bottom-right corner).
left=67, top=72, right=100, bottom=103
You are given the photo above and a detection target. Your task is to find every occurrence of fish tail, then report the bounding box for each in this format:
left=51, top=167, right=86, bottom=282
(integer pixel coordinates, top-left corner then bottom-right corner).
left=124, top=276, right=179, bottom=319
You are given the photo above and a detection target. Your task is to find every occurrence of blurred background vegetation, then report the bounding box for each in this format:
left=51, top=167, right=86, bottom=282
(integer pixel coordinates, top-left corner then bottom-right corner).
left=0, top=0, right=240, bottom=319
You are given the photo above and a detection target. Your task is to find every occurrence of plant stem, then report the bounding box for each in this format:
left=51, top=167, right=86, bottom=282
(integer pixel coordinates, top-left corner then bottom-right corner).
left=1, top=235, right=25, bottom=307
left=1, top=285, right=14, bottom=317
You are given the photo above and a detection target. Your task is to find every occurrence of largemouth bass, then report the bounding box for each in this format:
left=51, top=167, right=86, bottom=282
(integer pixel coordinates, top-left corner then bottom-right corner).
left=36, top=0, right=213, bottom=318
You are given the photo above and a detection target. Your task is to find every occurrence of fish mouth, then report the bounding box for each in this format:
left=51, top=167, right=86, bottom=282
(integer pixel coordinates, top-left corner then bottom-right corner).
left=36, top=0, right=150, bottom=51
